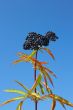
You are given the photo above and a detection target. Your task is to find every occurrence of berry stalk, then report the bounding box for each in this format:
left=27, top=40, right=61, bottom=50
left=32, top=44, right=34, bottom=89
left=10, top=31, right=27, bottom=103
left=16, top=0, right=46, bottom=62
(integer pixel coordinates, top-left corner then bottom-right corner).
left=34, top=51, right=38, bottom=110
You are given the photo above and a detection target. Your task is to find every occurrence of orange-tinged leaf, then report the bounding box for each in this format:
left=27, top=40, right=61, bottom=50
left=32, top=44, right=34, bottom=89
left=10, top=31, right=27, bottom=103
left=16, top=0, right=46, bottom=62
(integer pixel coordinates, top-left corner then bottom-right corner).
left=0, top=96, right=24, bottom=106
left=60, top=98, right=73, bottom=107
left=13, top=51, right=54, bottom=87
left=39, top=94, right=50, bottom=100
left=49, top=94, right=73, bottom=107
left=13, top=52, right=39, bottom=66
left=17, top=50, right=37, bottom=62
left=40, top=62, right=47, bottom=65
left=13, top=58, right=25, bottom=64
left=39, top=94, right=73, bottom=108
left=16, top=101, right=24, bottom=110
left=42, top=82, right=52, bottom=94
left=13, top=53, right=31, bottom=64
left=30, top=74, right=42, bottom=92
left=41, top=68, right=54, bottom=87
left=43, top=67, right=56, bottom=78
left=15, top=52, right=54, bottom=87
left=45, top=72, right=54, bottom=87
left=13, top=51, right=47, bottom=73
left=14, top=80, right=29, bottom=91
left=60, top=102, right=66, bottom=110
left=51, top=99, right=56, bottom=110
left=34, top=62, right=55, bottom=86
left=55, top=95, right=73, bottom=107
left=32, top=61, right=53, bottom=84
left=41, top=47, right=55, bottom=60
left=43, top=75, right=49, bottom=93
left=17, top=52, right=24, bottom=56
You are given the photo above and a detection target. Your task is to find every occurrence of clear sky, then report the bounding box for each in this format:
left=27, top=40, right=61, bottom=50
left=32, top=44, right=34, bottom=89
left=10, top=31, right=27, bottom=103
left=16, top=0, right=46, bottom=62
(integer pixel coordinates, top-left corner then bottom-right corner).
left=0, top=0, right=73, bottom=110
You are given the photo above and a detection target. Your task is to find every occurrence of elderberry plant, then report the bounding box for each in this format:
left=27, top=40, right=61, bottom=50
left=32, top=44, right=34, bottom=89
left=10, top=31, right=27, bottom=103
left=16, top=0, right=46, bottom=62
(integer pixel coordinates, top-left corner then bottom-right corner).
left=0, top=31, right=73, bottom=110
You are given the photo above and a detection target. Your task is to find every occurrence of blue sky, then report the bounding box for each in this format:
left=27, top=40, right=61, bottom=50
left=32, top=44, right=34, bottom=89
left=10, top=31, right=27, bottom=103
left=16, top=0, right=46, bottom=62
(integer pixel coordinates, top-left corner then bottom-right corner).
left=0, top=0, right=73, bottom=110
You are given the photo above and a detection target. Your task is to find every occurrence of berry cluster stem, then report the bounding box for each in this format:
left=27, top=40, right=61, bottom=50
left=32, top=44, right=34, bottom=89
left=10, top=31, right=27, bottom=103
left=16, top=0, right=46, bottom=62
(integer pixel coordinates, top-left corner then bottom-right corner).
left=34, top=51, right=38, bottom=110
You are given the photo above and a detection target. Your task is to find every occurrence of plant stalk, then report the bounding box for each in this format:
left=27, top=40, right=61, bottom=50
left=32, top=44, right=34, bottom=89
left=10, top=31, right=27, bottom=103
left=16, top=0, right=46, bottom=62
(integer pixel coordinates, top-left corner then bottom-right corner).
left=34, top=51, right=38, bottom=110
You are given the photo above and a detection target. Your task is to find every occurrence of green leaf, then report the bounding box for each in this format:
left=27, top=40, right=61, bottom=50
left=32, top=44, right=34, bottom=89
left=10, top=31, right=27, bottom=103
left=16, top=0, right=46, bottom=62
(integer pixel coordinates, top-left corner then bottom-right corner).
left=27, top=50, right=37, bottom=59
left=4, top=89, right=26, bottom=95
left=39, top=82, right=44, bottom=94
left=16, top=101, right=24, bottom=110
left=0, top=96, right=25, bottom=106
left=14, top=80, right=29, bottom=91
left=41, top=47, right=55, bottom=60
left=51, top=99, right=56, bottom=110
left=30, top=74, right=42, bottom=92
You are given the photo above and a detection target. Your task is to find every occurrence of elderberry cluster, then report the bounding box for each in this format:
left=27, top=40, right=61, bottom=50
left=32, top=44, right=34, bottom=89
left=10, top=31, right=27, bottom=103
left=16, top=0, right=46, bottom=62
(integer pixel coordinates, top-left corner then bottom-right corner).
left=23, top=31, right=58, bottom=50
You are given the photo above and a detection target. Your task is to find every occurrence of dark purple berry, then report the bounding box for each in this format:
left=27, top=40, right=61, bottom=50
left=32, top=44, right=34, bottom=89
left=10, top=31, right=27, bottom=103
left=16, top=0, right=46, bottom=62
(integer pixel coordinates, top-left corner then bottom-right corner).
left=23, top=31, right=58, bottom=50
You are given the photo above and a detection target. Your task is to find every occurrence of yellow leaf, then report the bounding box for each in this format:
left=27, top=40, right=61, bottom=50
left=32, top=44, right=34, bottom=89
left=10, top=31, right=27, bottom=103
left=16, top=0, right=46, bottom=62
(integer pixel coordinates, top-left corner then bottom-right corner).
left=0, top=96, right=24, bottom=106
left=4, top=89, right=26, bottom=95
left=28, top=92, right=41, bottom=101
left=26, top=50, right=37, bottom=61
left=16, top=101, right=24, bottom=110
left=30, top=74, right=42, bottom=92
